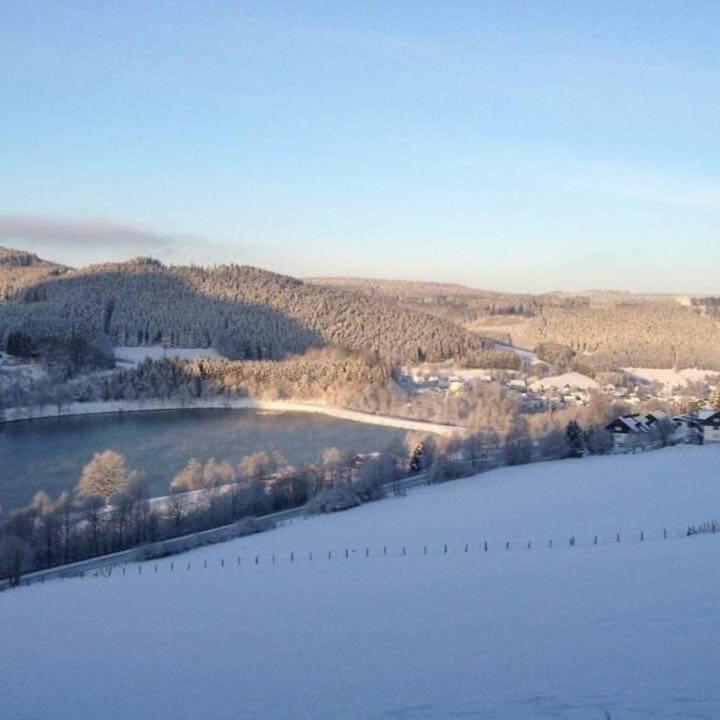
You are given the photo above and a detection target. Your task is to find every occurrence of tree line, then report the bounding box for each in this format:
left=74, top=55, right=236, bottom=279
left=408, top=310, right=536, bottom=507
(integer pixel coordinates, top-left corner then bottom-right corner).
left=0, top=255, right=492, bottom=364
left=0, top=405, right=625, bottom=585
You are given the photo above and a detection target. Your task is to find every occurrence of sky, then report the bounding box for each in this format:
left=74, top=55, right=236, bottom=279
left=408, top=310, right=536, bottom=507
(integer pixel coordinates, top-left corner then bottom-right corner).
left=1, top=0, right=719, bottom=293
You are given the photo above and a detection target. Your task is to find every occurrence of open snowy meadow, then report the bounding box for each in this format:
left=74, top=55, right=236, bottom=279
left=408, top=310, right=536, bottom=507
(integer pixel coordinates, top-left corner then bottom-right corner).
left=2, top=445, right=719, bottom=720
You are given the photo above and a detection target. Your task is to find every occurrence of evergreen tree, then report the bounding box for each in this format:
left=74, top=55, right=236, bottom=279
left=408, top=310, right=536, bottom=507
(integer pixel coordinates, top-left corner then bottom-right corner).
left=565, top=420, right=587, bottom=458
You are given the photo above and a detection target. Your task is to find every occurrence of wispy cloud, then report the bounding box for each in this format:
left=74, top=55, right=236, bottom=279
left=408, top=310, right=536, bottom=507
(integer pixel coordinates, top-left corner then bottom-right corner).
left=0, top=215, right=200, bottom=254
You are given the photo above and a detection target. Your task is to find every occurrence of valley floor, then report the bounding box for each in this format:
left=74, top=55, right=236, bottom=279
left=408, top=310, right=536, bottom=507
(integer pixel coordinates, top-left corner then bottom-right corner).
left=2, top=445, right=719, bottom=719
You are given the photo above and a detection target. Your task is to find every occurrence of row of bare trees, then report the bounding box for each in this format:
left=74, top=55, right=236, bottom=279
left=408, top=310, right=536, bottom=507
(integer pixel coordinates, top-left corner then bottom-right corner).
left=0, top=404, right=623, bottom=585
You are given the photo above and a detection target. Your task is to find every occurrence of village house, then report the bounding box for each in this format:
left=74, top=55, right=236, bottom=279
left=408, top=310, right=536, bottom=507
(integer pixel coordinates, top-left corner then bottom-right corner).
left=605, top=411, right=670, bottom=451
left=698, top=409, right=720, bottom=444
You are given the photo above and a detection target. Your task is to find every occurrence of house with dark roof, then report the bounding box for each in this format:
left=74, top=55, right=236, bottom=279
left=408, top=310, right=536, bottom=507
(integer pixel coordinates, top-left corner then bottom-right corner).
left=697, top=409, right=720, bottom=444
left=605, top=411, right=669, bottom=451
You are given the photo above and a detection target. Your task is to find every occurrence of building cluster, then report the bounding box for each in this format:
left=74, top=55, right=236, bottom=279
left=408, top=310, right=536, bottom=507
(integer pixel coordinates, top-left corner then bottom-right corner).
left=605, top=408, right=720, bottom=452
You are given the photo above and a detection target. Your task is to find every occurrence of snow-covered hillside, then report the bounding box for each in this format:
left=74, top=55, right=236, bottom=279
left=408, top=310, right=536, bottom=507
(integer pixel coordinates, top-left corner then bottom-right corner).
left=2, top=445, right=720, bottom=719
left=114, top=345, right=222, bottom=366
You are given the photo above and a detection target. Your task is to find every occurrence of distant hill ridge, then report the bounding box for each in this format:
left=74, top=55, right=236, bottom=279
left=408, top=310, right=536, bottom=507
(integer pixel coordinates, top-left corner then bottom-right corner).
left=0, top=246, right=68, bottom=302
left=0, top=251, right=490, bottom=363
left=309, top=275, right=720, bottom=370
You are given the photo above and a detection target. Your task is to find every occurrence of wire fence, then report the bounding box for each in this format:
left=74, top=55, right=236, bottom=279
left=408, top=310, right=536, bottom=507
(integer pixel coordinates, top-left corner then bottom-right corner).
left=21, top=522, right=717, bottom=587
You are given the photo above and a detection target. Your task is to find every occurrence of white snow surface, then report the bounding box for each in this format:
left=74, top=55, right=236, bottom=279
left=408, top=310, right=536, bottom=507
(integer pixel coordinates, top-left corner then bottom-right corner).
left=114, top=345, right=222, bottom=366
left=2, top=445, right=720, bottom=719
left=495, top=342, right=541, bottom=363
left=623, top=367, right=719, bottom=387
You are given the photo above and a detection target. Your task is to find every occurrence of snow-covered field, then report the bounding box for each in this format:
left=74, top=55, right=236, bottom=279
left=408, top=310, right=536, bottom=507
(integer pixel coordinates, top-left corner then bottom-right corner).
left=623, top=367, right=718, bottom=388
left=2, top=445, right=719, bottom=719
left=114, top=345, right=222, bottom=366
left=0, top=350, right=47, bottom=389
left=495, top=342, right=541, bottom=364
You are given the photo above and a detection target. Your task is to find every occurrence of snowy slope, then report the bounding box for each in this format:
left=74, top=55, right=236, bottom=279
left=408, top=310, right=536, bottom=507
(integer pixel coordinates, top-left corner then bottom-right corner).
left=623, top=366, right=717, bottom=388
left=114, top=345, right=222, bottom=366
left=2, top=445, right=720, bottom=720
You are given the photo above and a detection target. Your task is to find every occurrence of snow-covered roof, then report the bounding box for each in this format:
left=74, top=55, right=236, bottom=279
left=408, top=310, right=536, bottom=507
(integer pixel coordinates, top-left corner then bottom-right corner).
left=607, top=412, right=664, bottom=434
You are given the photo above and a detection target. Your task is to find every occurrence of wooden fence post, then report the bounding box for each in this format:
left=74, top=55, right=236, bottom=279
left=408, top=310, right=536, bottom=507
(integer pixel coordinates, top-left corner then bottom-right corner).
left=484, top=541, right=488, bottom=552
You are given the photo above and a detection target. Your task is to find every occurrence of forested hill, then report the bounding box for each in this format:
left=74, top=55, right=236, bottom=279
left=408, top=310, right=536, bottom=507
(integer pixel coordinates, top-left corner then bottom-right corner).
left=0, top=247, right=68, bottom=302
left=309, top=276, right=720, bottom=370
left=0, top=254, right=489, bottom=363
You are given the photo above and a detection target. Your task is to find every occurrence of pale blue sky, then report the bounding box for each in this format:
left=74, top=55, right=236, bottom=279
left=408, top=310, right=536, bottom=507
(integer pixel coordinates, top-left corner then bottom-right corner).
left=1, top=1, right=719, bottom=292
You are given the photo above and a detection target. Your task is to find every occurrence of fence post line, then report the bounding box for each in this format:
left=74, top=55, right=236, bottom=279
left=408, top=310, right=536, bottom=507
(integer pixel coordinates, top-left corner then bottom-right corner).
left=171, top=562, right=174, bottom=571
left=616, top=533, right=620, bottom=543
left=484, top=541, right=488, bottom=552
left=365, top=548, right=369, bottom=557
left=290, top=552, right=294, bottom=562
left=221, top=558, right=224, bottom=568
left=549, top=539, right=552, bottom=549
left=383, top=546, right=387, bottom=556
left=505, top=541, right=510, bottom=551
left=255, top=556, right=259, bottom=565
left=309, top=552, right=312, bottom=561
left=345, top=549, right=349, bottom=559
left=664, top=528, right=667, bottom=539
left=594, top=536, right=598, bottom=545
left=424, top=545, right=427, bottom=554
left=465, top=544, right=469, bottom=553
left=640, top=531, right=644, bottom=542
left=328, top=550, right=332, bottom=560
